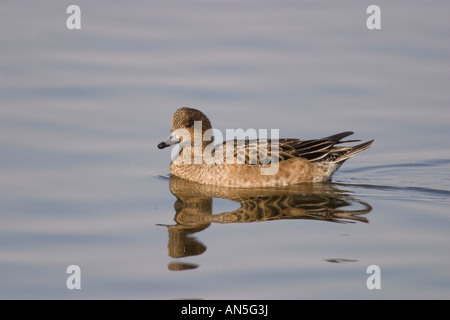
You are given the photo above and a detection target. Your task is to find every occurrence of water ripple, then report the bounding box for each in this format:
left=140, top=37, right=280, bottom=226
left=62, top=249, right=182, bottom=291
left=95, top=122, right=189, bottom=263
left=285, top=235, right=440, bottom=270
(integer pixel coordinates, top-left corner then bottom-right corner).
left=339, top=158, right=450, bottom=200
left=340, top=182, right=449, bottom=196
left=149, top=172, right=170, bottom=181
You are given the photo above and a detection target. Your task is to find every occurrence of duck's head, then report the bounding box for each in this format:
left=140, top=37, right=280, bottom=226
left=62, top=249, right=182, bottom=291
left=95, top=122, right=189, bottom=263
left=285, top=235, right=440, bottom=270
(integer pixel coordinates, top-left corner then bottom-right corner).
left=158, top=107, right=212, bottom=149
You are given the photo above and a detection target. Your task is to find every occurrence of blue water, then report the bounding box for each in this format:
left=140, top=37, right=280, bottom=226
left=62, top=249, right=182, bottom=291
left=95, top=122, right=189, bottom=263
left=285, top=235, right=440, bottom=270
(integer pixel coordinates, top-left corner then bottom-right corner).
left=1, top=1, right=449, bottom=299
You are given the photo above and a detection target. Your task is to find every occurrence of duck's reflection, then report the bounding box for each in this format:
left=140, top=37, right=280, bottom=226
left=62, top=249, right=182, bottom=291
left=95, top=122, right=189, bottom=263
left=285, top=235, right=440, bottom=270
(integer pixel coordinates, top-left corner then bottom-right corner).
left=160, top=176, right=372, bottom=270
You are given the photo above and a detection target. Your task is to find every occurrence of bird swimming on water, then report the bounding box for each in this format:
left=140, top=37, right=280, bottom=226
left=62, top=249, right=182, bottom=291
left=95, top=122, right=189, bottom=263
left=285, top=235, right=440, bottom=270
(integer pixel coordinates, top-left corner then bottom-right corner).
left=158, top=107, right=374, bottom=188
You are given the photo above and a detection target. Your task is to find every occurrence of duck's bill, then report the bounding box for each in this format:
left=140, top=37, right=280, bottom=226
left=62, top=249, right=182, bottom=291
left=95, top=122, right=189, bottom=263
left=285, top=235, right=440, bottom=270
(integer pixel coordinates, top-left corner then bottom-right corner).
left=157, top=136, right=180, bottom=149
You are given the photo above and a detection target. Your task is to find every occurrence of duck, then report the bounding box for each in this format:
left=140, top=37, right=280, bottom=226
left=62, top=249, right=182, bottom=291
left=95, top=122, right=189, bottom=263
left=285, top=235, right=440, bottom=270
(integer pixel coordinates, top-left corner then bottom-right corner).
left=158, top=107, right=373, bottom=187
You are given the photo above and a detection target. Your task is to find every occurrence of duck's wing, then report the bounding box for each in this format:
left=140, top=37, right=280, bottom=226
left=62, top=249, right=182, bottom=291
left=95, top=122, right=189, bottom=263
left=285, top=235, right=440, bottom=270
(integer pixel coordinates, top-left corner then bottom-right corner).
left=215, top=131, right=369, bottom=165
left=279, top=131, right=360, bottom=162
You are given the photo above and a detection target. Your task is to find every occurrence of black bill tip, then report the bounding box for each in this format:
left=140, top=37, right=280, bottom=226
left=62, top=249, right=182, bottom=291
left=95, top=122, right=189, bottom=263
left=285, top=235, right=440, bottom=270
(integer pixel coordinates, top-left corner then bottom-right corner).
left=157, top=142, right=168, bottom=149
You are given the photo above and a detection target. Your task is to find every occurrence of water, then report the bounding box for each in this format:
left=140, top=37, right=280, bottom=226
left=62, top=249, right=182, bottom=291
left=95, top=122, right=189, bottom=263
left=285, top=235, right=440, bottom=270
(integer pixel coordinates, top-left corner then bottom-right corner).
left=1, top=1, right=449, bottom=299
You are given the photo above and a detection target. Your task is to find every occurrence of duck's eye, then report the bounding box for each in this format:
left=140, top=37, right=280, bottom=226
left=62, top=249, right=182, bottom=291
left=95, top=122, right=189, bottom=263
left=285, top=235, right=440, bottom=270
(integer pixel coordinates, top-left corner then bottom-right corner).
left=186, top=121, right=193, bottom=127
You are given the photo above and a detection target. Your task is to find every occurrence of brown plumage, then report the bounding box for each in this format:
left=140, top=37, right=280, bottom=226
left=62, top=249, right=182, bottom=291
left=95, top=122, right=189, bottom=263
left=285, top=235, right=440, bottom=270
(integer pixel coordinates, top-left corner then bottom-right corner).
left=158, top=107, right=374, bottom=187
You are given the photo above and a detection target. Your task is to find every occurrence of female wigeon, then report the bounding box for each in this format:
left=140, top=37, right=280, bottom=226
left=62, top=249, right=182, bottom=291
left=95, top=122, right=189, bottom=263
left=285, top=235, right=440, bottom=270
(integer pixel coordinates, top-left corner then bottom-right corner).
left=158, top=107, right=373, bottom=187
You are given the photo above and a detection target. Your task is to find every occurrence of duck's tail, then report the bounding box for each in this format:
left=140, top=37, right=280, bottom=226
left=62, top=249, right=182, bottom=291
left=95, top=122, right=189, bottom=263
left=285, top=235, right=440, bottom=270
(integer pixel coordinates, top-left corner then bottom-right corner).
left=328, top=137, right=374, bottom=163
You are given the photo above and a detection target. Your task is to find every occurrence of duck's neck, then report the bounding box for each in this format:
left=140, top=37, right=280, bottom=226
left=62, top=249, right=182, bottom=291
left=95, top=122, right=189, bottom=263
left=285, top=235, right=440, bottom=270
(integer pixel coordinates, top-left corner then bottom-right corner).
left=175, top=136, right=215, bottom=165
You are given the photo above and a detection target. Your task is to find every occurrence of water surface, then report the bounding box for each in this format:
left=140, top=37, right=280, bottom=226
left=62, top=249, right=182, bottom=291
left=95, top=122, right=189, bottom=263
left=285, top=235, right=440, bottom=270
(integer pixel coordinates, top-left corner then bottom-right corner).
left=1, top=1, right=449, bottom=299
